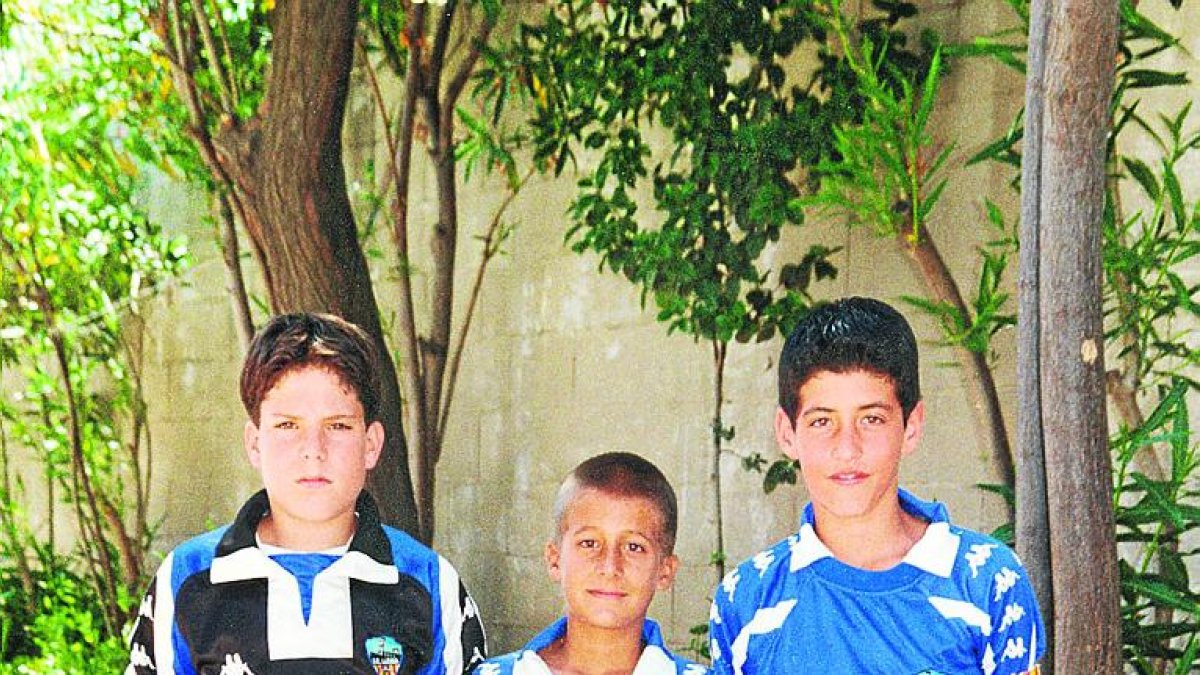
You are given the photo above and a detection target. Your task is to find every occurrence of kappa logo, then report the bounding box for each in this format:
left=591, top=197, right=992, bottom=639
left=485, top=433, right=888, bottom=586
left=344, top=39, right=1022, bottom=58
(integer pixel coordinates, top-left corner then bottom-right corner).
left=366, top=636, right=405, bottom=675
left=218, top=653, right=255, bottom=675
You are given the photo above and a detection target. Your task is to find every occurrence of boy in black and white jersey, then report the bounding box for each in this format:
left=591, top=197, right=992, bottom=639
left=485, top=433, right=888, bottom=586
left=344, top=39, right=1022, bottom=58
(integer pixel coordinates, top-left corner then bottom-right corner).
left=126, top=312, right=485, bottom=675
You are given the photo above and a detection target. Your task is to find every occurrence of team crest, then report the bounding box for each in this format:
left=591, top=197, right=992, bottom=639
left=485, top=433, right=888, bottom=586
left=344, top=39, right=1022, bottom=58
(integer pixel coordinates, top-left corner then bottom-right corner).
left=366, top=636, right=405, bottom=675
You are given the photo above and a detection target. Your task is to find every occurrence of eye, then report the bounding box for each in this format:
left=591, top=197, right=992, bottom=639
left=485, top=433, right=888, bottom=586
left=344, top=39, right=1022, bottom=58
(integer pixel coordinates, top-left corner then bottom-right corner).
left=806, top=416, right=830, bottom=428
left=273, top=420, right=297, bottom=430
left=329, top=421, right=354, bottom=431
left=862, top=413, right=886, bottom=425
left=626, top=541, right=647, bottom=554
left=577, top=538, right=597, bottom=550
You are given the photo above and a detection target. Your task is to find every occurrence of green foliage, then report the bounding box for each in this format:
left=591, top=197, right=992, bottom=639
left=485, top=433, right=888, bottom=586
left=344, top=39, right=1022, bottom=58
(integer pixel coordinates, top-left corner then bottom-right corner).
left=511, top=0, right=931, bottom=346
left=0, top=552, right=130, bottom=674
left=1, top=0, right=191, bottom=664
left=1115, top=382, right=1200, bottom=673
left=1104, top=102, right=1200, bottom=391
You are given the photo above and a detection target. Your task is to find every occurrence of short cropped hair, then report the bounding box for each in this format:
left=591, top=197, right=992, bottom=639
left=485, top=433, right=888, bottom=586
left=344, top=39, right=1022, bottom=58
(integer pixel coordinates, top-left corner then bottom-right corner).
left=778, top=296, right=921, bottom=423
left=240, top=312, right=382, bottom=425
left=552, top=452, right=679, bottom=554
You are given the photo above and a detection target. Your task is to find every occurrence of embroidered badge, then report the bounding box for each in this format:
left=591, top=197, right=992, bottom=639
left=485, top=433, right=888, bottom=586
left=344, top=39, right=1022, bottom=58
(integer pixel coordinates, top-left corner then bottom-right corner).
left=366, top=636, right=405, bottom=675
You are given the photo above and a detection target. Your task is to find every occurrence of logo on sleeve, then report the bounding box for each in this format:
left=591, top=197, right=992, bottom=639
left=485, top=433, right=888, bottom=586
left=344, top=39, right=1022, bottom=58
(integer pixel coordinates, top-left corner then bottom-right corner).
left=366, top=636, right=405, bottom=675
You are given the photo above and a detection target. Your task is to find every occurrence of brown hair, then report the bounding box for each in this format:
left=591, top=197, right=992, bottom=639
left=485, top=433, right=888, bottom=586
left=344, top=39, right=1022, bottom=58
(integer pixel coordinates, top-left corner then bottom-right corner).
left=552, top=451, right=679, bottom=554
left=239, top=313, right=381, bottom=425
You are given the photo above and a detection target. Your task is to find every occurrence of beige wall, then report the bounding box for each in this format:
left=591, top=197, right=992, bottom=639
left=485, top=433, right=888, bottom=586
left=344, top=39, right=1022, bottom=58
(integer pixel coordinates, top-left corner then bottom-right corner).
left=117, top=0, right=1200, bottom=657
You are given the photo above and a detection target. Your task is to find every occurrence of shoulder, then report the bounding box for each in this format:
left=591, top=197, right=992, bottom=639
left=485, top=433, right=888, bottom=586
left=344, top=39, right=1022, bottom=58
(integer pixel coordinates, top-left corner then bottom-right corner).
left=472, top=649, right=529, bottom=675
left=944, top=524, right=1038, bottom=602
left=951, top=525, right=1029, bottom=573
left=640, top=618, right=707, bottom=672
left=378, top=523, right=464, bottom=582
left=165, top=524, right=231, bottom=577
left=718, top=533, right=802, bottom=605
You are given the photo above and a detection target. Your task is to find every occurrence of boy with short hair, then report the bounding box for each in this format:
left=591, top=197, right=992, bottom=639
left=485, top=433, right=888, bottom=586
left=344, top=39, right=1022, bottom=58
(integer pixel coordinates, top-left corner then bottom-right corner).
left=126, top=312, right=486, bottom=674
left=709, top=297, right=1044, bottom=674
left=475, top=451, right=706, bottom=675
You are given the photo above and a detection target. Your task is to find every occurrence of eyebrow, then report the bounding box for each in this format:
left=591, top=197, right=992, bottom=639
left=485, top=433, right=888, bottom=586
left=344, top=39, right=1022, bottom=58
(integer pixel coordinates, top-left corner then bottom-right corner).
left=262, top=411, right=364, bottom=420
left=801, top=401, right=896, bottom=415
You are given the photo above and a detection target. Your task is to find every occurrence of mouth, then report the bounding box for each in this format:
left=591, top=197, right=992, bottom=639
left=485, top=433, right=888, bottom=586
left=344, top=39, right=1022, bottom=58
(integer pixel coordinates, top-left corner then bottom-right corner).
left=830, top=471, right=868, bottom=485
left=587, top=589, right=628, bottom=600
left=297, top=477, right=331, bottom=488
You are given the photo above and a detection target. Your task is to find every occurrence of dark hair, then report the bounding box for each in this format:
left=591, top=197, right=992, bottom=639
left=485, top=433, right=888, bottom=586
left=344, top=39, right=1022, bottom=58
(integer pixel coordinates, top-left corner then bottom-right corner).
left=240, top=313, right=382, bottom=425
left=552, top=452, right=679, bottom=554
left=778, top=296, right=921, bottom=423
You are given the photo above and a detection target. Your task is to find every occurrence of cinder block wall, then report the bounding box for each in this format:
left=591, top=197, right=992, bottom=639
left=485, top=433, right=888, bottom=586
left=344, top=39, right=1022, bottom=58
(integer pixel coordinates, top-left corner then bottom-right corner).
left=122, top=0, right=1200, bottom=657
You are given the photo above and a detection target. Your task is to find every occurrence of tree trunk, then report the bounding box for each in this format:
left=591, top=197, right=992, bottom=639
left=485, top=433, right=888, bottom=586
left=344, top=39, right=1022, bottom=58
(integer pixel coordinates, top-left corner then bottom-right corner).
left=1016, top=0, right=1054, bottom=662
left=211, top=1, right=419, bottom=534
left=1022, top=0, right=1122, bottom=670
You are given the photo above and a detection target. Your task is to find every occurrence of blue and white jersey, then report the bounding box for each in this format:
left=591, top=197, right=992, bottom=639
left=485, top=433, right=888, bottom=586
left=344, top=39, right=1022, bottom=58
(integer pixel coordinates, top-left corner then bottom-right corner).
left=475, top=617, right=707, bottom=675
left=126, top=489, right=486, bottom=675
left=709, top=489, right=1044, bottom=675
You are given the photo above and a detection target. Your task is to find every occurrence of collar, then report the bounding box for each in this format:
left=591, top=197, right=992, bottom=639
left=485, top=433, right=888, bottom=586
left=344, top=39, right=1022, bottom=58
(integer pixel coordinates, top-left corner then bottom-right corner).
left=523, top=616, right=669, bottom=652
left=790, top=488, right=959, bottom=578
left=210, top=489, right=397, bottom=584
left=516, top=618, right=678, bottom=673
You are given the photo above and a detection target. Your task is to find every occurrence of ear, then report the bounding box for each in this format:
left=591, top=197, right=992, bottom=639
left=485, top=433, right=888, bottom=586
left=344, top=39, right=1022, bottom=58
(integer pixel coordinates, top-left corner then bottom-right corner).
left=655, top=553, right=680, bottom=591
left=901, top=400, right=926, bottom=458
left=775, top=406, right=801, bottom=461
left=364, top=421, right=385, bottom=470
left=544, top=540, right=563, bottom=583
left=244, top=420, right=262, bottom=470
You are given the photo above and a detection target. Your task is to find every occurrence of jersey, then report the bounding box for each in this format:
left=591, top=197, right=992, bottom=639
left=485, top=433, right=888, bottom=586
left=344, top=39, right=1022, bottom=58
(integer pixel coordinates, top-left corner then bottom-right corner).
left=126, top=489, right=487, bottom=675
left=474, top=617, right=707, bottom=675
left=709, top=489, right=1044, bottom=675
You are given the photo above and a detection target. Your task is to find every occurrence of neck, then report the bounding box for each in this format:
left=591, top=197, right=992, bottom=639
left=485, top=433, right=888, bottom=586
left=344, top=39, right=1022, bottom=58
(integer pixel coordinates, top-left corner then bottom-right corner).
left=814, top=504, right=927, bottom=571
left=257, top=513, right=355, bottom=551
left=539, top=621, right=644, bottom=675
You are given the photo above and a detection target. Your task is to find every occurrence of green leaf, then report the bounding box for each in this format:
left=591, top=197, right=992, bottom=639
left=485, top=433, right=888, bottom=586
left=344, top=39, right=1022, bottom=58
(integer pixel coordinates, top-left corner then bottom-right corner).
left=1123, top=157, right=1160, bottom=200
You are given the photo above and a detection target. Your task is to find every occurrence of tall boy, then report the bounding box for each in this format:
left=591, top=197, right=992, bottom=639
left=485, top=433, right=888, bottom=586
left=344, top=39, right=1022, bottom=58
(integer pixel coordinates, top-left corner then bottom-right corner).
left=709, top=297, right=1044, bottom=674
left=126, top=312, right=486, bottom=675
left=475, top=452, right=706, bottom=675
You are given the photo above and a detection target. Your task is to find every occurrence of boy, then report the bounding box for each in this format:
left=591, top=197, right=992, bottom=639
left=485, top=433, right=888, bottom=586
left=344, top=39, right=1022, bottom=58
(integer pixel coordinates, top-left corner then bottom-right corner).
left=709, top=297, right=1044, bottom=674
left=126, top=312, right=486, bottom=675
left=475, top=452, right=707, bottom=675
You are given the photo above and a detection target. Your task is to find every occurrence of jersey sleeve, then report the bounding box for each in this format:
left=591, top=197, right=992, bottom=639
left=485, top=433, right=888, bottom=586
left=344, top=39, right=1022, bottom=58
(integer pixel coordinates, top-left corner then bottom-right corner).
left=981, top=548, right=1046, bottom=675
left=707, top=567, right=742, bottom=675
left=126, top=551, right=195, bottom=675
left=421, top=556, right=486, bottom=675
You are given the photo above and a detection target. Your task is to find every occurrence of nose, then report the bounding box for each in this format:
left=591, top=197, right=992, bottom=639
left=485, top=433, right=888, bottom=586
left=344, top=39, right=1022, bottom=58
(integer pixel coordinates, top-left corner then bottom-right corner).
left=300, top=428, right=327, bottom=461
left=597, top=545, right=623, bottom=577
left=831, top=424, right=862, bottom=461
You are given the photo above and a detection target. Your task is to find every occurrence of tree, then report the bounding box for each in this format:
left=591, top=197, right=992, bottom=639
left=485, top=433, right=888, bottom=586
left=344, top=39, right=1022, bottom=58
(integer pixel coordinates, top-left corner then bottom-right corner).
left=361, top=0, right=510, bottom=542
left=147, top=0, right=420, bottom=532
left=146, top=0, right=522, bottom=541
left=1018, top=0, right=1122, bottom=669
left=512, top=0, right=932, bottom=581
left=0, top=1, right=188, bottom=664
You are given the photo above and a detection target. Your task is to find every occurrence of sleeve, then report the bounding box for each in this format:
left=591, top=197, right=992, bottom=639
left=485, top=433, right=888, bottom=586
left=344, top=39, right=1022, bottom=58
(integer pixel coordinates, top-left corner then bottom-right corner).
left=983, top=549, right=1047, bottom=675
left=125, top=551, right=194, bottom=675
left=421, top=557, right=487, bottom=675
left=707, top=568, right=741, bottom=675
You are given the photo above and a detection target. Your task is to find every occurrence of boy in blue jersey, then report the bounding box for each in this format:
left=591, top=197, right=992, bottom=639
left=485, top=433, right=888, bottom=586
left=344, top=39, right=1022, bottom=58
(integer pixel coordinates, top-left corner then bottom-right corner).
left=475, top=452, right=706, bottom=675
left=709, top=297, right=1044, bottom=675
left=126, top=312, right=486, bottom=675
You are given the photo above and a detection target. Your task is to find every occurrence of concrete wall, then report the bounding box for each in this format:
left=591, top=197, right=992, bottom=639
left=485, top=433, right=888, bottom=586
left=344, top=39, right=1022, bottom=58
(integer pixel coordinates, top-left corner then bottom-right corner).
left=114, top=0, right=1200, bottom=657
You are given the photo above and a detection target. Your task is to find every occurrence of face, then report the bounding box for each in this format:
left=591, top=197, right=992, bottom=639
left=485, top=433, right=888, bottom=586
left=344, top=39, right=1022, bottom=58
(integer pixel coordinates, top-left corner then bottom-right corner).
left=244, top=365, right=383, bottom=550
left=776, top=369, right=924, bottom=528
left=545, top=488, right=679, bottom=634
